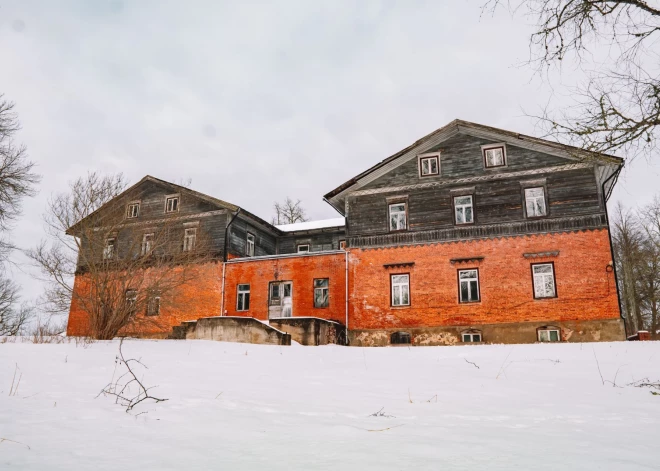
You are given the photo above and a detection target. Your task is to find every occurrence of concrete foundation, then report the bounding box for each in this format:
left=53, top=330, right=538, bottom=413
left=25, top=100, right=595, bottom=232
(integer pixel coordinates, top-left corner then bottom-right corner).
left=171, top=317, right=291, bottom=345
left=349, top=318, right=626, bottom=347
left=269, top=317, right=347, bottom=346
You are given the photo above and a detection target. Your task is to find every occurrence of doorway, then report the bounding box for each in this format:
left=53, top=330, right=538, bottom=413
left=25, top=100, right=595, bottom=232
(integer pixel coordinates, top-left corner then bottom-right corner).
left=268, top=281, right=293, bottom=319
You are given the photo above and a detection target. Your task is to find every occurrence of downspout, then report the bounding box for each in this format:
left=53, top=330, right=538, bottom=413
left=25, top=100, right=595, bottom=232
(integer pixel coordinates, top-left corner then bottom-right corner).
left=601, top=164, right=626, bottom=337
left=221, top=209, right=242, bottom=317
left=345, top=248, right=349, bottom=345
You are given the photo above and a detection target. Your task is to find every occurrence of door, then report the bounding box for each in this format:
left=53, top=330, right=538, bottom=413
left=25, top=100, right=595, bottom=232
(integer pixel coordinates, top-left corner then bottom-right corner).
left=268, top=281, right=293, bottom=319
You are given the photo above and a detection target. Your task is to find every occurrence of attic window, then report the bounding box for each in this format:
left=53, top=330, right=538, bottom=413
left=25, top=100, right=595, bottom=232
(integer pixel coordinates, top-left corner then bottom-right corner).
left=297, top=244, right=310, bottom=253
left=482, top=144, right=507, bottom=168
left=246, top=233, right=255, bottom=257
left=165, top=195, right=179, bottom=213
left=418, top=152, right=440, bottom=177
left=126, top=203, right=140, bottom=219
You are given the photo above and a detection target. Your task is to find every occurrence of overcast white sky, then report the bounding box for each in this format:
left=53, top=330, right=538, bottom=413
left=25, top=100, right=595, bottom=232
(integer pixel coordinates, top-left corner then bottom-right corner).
left=1, top=0, right=659, bottom=302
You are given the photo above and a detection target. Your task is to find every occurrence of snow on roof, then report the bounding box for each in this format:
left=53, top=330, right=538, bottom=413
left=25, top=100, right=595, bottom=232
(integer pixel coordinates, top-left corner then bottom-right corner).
left=275, top=217, right=345, bottom=232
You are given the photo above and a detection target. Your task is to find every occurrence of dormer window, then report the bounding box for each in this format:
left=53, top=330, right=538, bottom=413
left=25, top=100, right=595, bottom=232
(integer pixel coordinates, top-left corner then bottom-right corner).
left=126, top=203, right=140, bottom=219
left=482, top=144, right=507, bottom=168
left=165, top=195, right=179, bottom=213
left=418, top=152, right=440, bottom=177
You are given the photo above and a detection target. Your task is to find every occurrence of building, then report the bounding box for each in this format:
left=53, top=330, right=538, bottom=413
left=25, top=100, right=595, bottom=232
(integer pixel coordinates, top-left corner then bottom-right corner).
left=66, top=120, right=625, bottom=345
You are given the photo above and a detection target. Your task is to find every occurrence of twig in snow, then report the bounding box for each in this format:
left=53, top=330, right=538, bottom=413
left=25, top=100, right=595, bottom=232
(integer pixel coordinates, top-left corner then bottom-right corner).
left=628, top=378, right=660, bottom=390
left=408, top=388, right=413, bottom=403
left=8, top=364, right=21, bottom=396
left=0, top=437, right=31, bottom=450
left=496, top=348, right=514, bottom=380
left=368, top=407, right=395, bottom=418
left=215, top=392, right=223, bottom=399
left=366, top=424, right=405, bottom=432
left=593, top=349, right=605, bottom=386
left=426, top=394, right=438, bottom=403
left=464, top=358, right=480, bottom=369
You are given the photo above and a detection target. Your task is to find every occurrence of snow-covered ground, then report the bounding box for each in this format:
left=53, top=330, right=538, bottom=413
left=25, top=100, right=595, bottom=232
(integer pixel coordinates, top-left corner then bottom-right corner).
left=1, top=339, right=659, bottom=470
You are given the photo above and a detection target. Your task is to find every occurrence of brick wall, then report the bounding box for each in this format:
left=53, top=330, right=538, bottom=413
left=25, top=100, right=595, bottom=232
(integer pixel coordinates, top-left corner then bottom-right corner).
left=348, top=229, right=620, bottom=330
left=223, top=253, right=347, bottom=323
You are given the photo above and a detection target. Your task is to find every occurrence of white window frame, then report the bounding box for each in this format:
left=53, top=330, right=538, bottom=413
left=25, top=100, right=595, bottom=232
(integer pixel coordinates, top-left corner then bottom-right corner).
left=126, top=202, right=140, bottom=219
left=297, top=244, right=310, bottom=253
left=237, top=284, right=250, bottom=311
left=339, top=240, right=346, bottom=250
left=103, top=238, right=115, bottom=260
left=538, top=328, right=560, bottom=342
left=524, top=187, right=547, bottom=218
left=458, top=269, right=480, bottom=303
left=389, top=203, right=407, bottom=231
left=532, top=263, right=557, bottom=299
left=183, top=228, right=197, bottom=252
left=391, top=274, right=410, bottom=307
left=454, top=195, right=474, bottom=225
left=462, top=332, right=482, bottom=342
left=165, top=195, right=180, bottom=213
left=482, top=143, right=507, bottom=168
left=418, top=152, right=440, bottom=177
left=246, top=233, right=255, bottom=257
left=314, top=278, right=329, bottom=308
left=147, top=295, right=160, bottom=316
left=141, top=233, right=154, bottom=255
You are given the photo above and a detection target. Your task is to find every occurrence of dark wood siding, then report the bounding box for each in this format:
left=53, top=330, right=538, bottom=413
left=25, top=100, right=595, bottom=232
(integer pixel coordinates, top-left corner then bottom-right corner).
left=228, top=216, right=277, bottom=257
left=277, top=229, right=346, bottom=254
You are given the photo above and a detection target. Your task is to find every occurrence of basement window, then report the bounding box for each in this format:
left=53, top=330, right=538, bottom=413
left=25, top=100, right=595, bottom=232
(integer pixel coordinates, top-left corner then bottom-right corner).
left=458, top=269, right=480, bottom=303
left=246, top=233, right=255, bottom=257
left=389, top=203, right=407, bottom=232
left=237, top=284, right=250, bottom=311
left=391, top=331, right=411, bottom=345
left=183, top=228, right=197, bottom=252
left=126, top=202, right=140, bottom=219
left=532, top=263, right=557, bottom=299
left=462, top=330, right=482, bottom=342
left=314, top=279, right=329, bottom=308
left=391, top=274, right=410, bottom=307
left=454, top=195, right=474, bottom=225
left=146, top=295, right=160, bottom=316
left=297, top=244, right=310, bottom=253
left=418, top=152, right=440, bottom=177
left=103, top=238, right=115, bottom=260
left=165, top=195, right=179, bottom=213
left=538, top=327, right=560, bottom=342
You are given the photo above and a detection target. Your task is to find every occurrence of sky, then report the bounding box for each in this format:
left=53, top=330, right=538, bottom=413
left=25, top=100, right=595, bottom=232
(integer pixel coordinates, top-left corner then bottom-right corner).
left=1, top=0, right=659, bottom=304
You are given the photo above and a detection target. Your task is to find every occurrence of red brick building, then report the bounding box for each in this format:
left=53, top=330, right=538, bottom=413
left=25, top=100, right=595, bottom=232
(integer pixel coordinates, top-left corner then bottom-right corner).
left=67, top=120, right=626, bottom=345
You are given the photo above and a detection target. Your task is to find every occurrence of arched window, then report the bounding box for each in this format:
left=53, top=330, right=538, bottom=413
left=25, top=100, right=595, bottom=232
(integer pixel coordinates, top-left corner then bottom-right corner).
left=461, top=329, right=482, bottom=343
left=537, top=326, right=561, bottom=342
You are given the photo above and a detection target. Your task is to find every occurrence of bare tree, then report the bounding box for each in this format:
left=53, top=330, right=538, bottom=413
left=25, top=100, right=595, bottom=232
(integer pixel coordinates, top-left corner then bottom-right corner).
left=272, top=197, right=308, bottom=225
left=0, top=278, right=33, bottom=336
left=27, top=173, right=211, bottom=339
left=484, top=1, right=660, bottom=159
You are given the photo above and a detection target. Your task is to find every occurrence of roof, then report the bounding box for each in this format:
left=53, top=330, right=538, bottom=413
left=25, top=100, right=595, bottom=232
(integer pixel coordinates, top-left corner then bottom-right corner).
left=275, top=217, right=345, bottom=232
left=323, top=119, right=624, bottom=205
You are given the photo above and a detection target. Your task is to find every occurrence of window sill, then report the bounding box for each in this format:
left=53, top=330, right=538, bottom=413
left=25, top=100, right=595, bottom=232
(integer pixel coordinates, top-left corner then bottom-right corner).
left=390, top=305, right=411, bottom=309
left=459, top=300, right=481, bottom=304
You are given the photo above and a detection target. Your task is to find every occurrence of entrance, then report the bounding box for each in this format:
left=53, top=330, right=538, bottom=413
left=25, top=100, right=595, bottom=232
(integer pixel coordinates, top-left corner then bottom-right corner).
left=268, top=281, right=293, bottom=319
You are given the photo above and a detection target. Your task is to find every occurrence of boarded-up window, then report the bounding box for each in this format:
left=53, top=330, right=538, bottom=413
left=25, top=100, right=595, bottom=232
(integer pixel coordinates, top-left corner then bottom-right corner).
left=532, top=263, right=556, bottom=298
left=314, top=279, right=329, bottom=308
left=147, top=296, right=160, bottom=316
left=391, top=274, right=410, bottom=306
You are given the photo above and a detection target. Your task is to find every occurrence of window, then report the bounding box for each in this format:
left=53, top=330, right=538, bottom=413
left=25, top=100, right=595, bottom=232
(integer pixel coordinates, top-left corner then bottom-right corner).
left=418, top=153, right=440, bottom=177
left=126, top=203, right=140, bottom=219
left=237, top=284, right=250, bottom=311
left=141, top=233, right=154, bottom=255
left=525, top=187, right=547, bottom=218
left=165, top=196, right=179, bottom=213
left=538, top=327, right=560, bottom=342
left=391, top=274, right=410, bottom=307
left=339, top=240, right=346, bottom=250
left=271, top=283, right=280, bottom=299
left=462, top=331, right=482, bottom=342
left=483, top=144, right=506, bottom=168
left=147, top=295, right=160, bottom=316
left=389, top=203, right=407, bottom=231
left=314, top=279, right=329, bottom=308
left=532, top=263, right=556, bottom=299
left=103, top=238, right=115, bottom=260
left=246, top=233, right=255, bottom=257
left=391, top=332, right=411, bottom=344
left=297, top=244, right=310, bottom=253
left=454, top=195, right=474, bottom=224
left=458, top=269, right=480, bottom=303
left=125, top=289, right=137, bottom=316
left=183, top=228, right=196, bottom=251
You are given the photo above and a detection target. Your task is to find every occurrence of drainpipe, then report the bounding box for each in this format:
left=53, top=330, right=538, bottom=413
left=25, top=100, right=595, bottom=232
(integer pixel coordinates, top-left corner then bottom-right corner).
left=601, top=164, right=626, bottom=337
left=221, top=209, right=242, bottom=317
left=345, top=248, right=349, bottom=345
